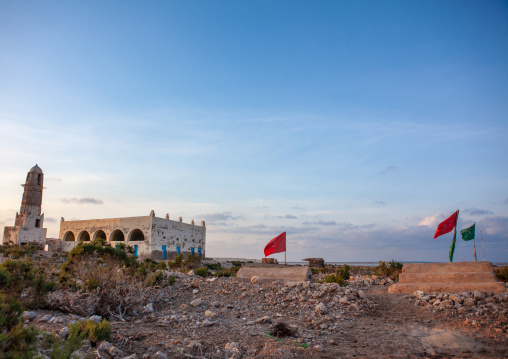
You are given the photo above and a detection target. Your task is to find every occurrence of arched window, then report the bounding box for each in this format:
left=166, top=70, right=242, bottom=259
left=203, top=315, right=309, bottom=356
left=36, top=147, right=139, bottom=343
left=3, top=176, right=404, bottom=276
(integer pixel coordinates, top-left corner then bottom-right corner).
left=63, top=231, right=75, bottom=242
left=128, top=229, right=144, bottom=241
left=93, top=230, right=107, bottom=241
left=110, top=229, right=125, bottom=242
left=78, top=231, right=90, bottom=241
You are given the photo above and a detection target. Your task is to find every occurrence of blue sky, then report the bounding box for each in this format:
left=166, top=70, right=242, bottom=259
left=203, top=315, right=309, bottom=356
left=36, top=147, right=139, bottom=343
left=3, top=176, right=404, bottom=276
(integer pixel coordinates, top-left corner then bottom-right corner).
left=1, top=1, right=507, bottom=262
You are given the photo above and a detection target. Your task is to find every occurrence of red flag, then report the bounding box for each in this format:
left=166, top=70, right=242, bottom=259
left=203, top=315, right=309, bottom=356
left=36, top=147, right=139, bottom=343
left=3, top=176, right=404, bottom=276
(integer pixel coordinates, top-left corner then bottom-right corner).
left=434, top=210, right=459, bottom=239
left=264, top=232, right=286, bottom=257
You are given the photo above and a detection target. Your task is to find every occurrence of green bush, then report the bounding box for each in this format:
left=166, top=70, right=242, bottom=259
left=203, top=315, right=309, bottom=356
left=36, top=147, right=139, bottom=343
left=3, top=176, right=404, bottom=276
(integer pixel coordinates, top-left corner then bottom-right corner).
left=144, top=271, right=176, bottom=287
left=0, top=242, right=43, bottom=259
left=337, top=264, right=350, bottom=280
left=206, top=263, right=221, bottom=271
left=0, top=295, right=38, bottom=358
left=230, top=261, right=243, bottom=268
left=324, top=273, right=347, bottom=287
left=0, top=259, right=57, bottom=308
left=194, top=267, right=210, bottom=278
left=374, top=260, right=403, bottom=280
left=46, top=322, right=86, bottom=359
left=82, top=319, right=111, bottom=344
left=213, top=269, right=232, bottom=277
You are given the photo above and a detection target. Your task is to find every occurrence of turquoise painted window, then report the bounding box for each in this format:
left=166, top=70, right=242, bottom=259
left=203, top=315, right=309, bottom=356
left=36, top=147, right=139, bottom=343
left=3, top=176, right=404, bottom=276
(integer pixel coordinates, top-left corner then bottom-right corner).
left=162, top=245, right=167, bottom=259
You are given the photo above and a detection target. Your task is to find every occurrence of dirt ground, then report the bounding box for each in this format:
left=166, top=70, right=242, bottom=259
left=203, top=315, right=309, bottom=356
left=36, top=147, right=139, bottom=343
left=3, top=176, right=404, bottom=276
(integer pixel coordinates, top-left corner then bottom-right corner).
left=32, top=270, right=508, bottom=359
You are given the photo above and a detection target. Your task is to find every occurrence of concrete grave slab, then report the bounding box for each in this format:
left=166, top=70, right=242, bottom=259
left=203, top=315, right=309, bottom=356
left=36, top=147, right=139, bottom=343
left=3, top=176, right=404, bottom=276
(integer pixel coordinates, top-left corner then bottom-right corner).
left=389, top=261, right=506, bottom=294
left=236, top=264, right=313, bottom=282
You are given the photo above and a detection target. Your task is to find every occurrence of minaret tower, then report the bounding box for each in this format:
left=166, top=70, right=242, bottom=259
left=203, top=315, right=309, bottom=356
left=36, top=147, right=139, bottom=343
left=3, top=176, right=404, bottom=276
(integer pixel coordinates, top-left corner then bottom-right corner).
left=2, top=165, right=47, bottom=244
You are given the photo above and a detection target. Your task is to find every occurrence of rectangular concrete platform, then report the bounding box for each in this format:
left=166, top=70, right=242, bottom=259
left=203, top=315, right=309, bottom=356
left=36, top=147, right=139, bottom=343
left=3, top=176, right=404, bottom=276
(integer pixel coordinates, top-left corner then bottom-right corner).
left=388, top=261, right=506, bottom=294
left=236, top=264, right=312, bottom=282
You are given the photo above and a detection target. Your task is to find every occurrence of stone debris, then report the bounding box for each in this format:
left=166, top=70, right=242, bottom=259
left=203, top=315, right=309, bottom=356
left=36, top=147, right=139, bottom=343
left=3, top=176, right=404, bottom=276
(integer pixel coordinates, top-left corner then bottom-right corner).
left=23, top=266, right=508, bottom=358
left=89, top=315, right=103, bottom=323
left=22, top=311, right=37, bottom=321
left=412, top=289, right=508, bottom=333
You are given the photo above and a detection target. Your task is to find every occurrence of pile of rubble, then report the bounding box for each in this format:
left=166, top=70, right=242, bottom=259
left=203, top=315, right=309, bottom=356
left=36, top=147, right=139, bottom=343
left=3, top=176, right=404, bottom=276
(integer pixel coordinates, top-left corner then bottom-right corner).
left=348, top=275, right=395, bottom=287
left=412, top=290, right=508, bottom=334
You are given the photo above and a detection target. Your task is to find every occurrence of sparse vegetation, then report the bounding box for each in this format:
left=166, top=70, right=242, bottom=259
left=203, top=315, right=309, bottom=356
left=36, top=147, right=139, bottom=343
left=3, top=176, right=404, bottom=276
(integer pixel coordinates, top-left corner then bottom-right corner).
left=194, top=267, right=210, bottom=277
left=0, top=295, right=38, bottom=358
left=374, top=260, right=403, bottom=281
left=0, top=241, right=44, bottom=259
left=323, top=264, right=350, bottom=286
left=0, top=259, right=57, bottom=309
left=82, top=319, right=112, bottom=345
left=42, top=322, right=87, bottom=359
left=495, top=265, right=508, bottom=282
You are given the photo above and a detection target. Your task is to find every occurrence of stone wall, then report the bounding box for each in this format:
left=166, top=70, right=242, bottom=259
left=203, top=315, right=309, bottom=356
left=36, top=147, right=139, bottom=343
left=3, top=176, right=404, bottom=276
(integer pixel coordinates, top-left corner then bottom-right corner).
left=150, top=216, right=206, bottom=260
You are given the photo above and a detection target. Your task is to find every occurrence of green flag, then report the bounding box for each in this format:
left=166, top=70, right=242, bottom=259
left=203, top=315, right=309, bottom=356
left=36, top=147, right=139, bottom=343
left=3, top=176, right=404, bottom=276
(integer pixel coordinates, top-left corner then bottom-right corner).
left=449, top=228, right=456, bottom=262
left=460, top=223, right=475, bottom=241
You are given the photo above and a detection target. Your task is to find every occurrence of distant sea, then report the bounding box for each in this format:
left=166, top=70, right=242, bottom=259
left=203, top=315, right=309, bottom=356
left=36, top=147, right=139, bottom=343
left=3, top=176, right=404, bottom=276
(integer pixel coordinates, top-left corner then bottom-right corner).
left=286, top=261, right=434, bottom=267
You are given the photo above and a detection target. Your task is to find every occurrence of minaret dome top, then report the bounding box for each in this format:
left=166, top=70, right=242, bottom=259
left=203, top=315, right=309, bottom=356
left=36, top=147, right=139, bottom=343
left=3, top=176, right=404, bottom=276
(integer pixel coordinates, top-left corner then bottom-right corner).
left=29, top=164, right=43, bottom=174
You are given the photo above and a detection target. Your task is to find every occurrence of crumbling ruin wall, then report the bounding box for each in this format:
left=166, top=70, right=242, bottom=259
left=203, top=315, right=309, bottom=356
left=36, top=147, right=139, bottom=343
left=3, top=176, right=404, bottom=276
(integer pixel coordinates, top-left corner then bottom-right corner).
left=303, top=258, right=325, bottom=268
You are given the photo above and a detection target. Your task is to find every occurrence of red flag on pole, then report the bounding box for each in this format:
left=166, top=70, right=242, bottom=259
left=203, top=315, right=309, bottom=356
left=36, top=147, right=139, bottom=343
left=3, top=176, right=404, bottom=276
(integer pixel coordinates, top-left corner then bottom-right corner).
left=434, top=210, right=459, bottom=239
left=264, top=232, right=286, bottom=257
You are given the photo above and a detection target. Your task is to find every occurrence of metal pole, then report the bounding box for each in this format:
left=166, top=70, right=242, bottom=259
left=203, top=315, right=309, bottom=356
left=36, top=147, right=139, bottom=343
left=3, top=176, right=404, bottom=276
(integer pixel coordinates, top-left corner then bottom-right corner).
left=284, top=250, right=287, bottom=266
left=472, top=236, right=477, bottom=262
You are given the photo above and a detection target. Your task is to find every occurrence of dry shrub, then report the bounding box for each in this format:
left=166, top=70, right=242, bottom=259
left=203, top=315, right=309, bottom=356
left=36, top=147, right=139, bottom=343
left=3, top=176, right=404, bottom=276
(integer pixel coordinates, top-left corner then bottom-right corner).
left=55, top=253, right=151, bottom=319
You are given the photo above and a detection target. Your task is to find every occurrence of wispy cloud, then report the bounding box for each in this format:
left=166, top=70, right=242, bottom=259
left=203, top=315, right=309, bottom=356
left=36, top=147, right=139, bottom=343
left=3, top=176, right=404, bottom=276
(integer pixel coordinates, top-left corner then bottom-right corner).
left=302, top=220, right=337, bottom=226
left=284, top=214, right=298, bottom=219
left=374, top=200, right=386, bottom=206
left=463, top=208, right=494, bottom=216
left=418, top=213, right=445, bottom=227
left=377, top=166, right=398, bottom=175
left=200, top=212, right=241, bottom=222
left=503, top=198, right=508, bottom=205
left=482, top=216, right=508, bottom=239
left=44, top=217, right=58, bottom=223
left=61, top=198, right=104, bottom=205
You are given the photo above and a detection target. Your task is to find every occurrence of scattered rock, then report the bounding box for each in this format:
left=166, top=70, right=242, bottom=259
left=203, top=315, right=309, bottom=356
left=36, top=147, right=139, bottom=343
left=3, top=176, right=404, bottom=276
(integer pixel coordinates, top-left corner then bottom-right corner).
left=144, top=303, right=154, bottom=313
left=189, top=298, right=202, bottom=307
left=110, top=346, right=124, bottom=358
left=59, top=327, right=69, bottom=339
left=22, top=311, right=37, bottom=321
left=315, top=302, right=327, bottom=315
left=89, top=315, right=102, bottom=323
left=152, top=351, right=167, bottom=359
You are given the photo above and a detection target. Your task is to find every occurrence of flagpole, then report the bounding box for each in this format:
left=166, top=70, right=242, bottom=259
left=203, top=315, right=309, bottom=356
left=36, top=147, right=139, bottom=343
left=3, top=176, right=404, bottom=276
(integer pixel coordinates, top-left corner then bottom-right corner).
left=480, top=222, right=486, bottom=261
left=472, top=236, right=477, bottom=262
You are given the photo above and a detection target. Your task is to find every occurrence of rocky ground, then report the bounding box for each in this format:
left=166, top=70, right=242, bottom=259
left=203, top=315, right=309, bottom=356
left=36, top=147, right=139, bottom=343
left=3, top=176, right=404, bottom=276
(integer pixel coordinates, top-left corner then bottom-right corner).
left=25, top=270, right=508, bottom=359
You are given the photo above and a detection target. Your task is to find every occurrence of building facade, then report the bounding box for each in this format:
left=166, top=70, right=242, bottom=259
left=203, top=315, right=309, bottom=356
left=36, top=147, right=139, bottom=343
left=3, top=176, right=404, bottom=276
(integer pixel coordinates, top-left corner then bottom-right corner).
left=58, top=211, right=206, bottom=260
left=3, top=165, right=47, bottom=244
